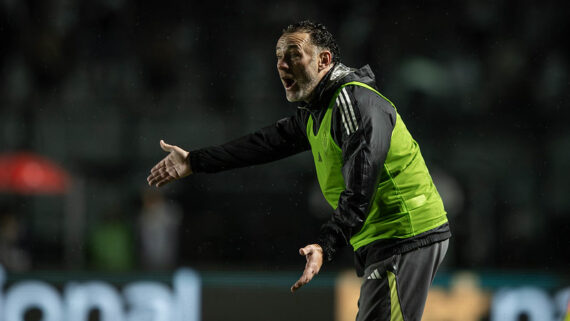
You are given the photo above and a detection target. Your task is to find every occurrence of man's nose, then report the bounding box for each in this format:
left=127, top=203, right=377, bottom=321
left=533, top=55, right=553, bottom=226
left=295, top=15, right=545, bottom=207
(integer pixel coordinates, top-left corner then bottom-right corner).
left=277, top=58, right=289, bottom=70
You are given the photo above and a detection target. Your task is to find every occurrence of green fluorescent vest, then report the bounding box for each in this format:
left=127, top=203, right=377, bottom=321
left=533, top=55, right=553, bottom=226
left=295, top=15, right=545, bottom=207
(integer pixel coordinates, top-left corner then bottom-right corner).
left=307, top=81, right=448, bottom=251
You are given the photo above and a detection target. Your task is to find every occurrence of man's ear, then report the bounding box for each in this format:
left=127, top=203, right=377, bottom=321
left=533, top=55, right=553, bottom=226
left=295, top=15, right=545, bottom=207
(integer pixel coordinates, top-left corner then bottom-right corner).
left=318, top=50, right=332, bottom=72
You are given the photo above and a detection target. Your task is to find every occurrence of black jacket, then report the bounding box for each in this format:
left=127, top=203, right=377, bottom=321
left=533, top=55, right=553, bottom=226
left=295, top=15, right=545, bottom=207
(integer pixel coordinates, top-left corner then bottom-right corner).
left=189, top=64, right=450, bottom=275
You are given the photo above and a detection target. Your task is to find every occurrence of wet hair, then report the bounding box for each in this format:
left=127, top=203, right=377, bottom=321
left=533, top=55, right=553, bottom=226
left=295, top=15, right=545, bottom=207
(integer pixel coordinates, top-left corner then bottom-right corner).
left=282, top=20, right=340, bottom=64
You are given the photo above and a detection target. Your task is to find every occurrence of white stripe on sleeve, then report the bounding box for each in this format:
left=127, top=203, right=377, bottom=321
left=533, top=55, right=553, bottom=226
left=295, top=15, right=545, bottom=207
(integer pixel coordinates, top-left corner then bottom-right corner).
left=336, top=97, right=351, bottom=135
left=337, top=93, right=356, bottom=134
left=341, top=88, right=359, bottom=132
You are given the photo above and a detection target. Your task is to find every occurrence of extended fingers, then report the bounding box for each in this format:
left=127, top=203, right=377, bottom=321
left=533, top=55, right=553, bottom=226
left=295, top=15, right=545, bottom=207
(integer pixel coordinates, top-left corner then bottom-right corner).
left=148, top=171, right=174, bottom=187
left=151, top=156, right=170, bottom=174
left=291, top=279, right=304, bottom=292
left=290, top=268, right=317, bottom=293
left=291, top=262, right=319, bottom=293
left=147, top=162, right=176, bottom=186
left=291, top=276, right=307, bottom=293
left=147, top=171, right=165, bottom=186
left=155, top=175, right=175, bottom=187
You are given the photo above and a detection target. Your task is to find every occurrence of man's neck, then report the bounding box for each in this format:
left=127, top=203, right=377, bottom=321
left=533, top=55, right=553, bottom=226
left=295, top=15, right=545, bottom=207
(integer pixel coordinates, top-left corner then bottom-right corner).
left=303, top=64, right=335, bottom=104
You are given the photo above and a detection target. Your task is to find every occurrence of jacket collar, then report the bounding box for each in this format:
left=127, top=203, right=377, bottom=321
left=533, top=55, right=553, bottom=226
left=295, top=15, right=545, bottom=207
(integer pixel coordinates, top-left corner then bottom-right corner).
left=299, top=63, right=373, bottom=111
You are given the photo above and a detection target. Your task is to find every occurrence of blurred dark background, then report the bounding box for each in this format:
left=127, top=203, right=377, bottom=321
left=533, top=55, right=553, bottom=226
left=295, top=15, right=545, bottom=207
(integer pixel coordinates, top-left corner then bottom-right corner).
left=0, top=0, right=568, bottom=275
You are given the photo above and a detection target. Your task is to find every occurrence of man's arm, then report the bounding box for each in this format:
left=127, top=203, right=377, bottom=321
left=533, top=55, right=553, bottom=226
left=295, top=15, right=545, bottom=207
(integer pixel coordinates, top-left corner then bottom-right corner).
left=147, top=111, right=309, bottom=187
left=189, top=112, right=310, bottom=173
left=318, top=85, right=396, bottom=261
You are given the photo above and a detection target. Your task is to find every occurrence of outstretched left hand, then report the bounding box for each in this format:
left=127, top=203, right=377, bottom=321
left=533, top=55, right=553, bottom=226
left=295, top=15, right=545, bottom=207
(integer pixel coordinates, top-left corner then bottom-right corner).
left=290, top=244, right=323, bottom=293
left=147, top=140, right=192, bottom=187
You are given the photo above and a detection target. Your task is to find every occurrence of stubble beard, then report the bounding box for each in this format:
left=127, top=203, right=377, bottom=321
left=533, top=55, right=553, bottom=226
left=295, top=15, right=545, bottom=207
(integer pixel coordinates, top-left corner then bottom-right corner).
left=285, top=71, right=320, bottom=103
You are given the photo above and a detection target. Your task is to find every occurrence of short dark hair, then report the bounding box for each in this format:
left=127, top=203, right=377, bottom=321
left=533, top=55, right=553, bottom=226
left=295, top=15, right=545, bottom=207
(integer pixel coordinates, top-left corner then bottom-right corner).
left=283, top=20, right=340, bottom=64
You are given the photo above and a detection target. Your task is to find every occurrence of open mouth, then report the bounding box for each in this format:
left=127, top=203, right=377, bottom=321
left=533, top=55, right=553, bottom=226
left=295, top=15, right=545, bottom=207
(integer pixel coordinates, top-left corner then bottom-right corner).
left=282, top=78, right=296, bottom=90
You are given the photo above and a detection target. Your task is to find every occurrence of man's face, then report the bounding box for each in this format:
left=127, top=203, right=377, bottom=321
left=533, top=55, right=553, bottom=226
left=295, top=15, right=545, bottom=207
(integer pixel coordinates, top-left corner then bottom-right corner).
left=276, top=32, right=322, bottom=102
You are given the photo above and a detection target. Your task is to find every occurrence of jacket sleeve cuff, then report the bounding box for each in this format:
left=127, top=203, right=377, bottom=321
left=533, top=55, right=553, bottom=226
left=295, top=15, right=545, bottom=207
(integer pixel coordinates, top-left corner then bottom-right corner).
left=188, top=150, right=203, bottom=174
left=317, top=231, right=340, bottom=262
left=318, top=240, right=336, bottom=262
left=317, top=217, right=353, bottom=262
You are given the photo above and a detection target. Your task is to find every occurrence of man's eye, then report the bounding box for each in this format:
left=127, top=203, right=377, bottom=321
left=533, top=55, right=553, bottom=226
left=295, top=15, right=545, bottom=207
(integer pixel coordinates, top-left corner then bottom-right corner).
left=290, top=53, right=301, bottom=60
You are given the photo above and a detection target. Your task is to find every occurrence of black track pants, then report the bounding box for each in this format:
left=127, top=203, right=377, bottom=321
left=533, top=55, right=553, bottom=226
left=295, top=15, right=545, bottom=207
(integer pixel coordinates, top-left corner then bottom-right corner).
left=355, top=239, right=449, bottom=321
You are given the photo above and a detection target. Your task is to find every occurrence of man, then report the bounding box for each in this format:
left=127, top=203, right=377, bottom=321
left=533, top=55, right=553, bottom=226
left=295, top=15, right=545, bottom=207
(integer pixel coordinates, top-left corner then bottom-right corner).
left=147, top=20, right=451, bottom=321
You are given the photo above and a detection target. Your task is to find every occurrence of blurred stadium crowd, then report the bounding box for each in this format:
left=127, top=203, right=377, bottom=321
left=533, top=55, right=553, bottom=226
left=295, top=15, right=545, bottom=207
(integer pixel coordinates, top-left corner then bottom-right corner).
left=0, top=0, right=568, bottom=275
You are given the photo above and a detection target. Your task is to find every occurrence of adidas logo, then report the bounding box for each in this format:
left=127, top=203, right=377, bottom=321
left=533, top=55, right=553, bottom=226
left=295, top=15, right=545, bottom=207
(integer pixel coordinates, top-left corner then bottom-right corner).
left=367, top=268, right=382, bottom=280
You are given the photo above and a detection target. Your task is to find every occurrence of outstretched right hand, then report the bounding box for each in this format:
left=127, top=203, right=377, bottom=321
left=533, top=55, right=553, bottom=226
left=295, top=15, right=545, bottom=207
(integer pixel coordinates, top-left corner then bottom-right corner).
left=290, top=244, right=323, bottom=293
left=147, top=140, right=192, bottom=187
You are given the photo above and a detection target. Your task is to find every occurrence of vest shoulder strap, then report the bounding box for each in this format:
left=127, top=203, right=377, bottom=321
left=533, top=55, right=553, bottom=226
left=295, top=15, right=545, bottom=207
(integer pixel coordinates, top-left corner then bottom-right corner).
left=337, top=81, right=397, bottom=110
